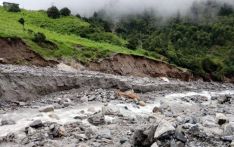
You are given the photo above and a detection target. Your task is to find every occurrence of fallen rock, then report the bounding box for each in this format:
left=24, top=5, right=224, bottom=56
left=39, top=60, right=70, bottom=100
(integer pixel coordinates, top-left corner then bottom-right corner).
left=138, top=101, right=146, bottom=106
left=216, top=113, right=228, bottom=125
left=30, top=120, right=43, bottom=128
left=117, top=90, right=140, bottom=100
left=1, top=118, right=16, bottom=126
left=39, top=105, right=54, bottom=113
left=102, top=105, right=119, bottom=115
left=96, top=129, right=112, bottom=140
left=88, top=113, right=105, bottom=126
left=50, top=125, right=66, bottom=137
left=222, top=135, right=234, bottom=141
left=175, top=130, right=187, bottom=143
left=151, top=142, right=159, bottom=147
left=132, top=126, right=157, bottom=146
left=223, top=123, right=234, bottom=136
left=152, top=106, right=162, bottom=113
left=231, top=141, right=234, bottom=147
left=154, top=121, right=175, bottom=139
left=25, top=127, right=36, bottom=136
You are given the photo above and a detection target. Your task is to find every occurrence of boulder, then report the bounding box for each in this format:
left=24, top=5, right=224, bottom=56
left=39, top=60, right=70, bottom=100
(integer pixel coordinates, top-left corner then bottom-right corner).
left=223, top=123, right=234, bottom=136
left=30, top=120, right=43, bottom=128
left=88, top=113, right=105, bottom=126
left=175, top=130, right=187, bottom=143
left=138, top=101, right=146, bottom=106
left=39, top=105, right=54, bottom=112
left=96, top=129, right=112, bottom=140
left=154, top=121, right=175, bottom=139
left=151, top=142, right=159, bottom=147
left=216, top=113, right=228, bottom=125
left=231, top=141, right=234, bottom=147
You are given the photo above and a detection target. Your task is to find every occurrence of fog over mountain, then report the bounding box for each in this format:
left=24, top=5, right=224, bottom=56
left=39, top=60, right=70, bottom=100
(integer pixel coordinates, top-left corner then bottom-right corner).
left=0, top=0, right=233, bottom=17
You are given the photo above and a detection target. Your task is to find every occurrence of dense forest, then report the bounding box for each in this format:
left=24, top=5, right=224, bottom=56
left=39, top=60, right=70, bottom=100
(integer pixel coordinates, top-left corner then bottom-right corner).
left=80, top=1, right=234, bottom=81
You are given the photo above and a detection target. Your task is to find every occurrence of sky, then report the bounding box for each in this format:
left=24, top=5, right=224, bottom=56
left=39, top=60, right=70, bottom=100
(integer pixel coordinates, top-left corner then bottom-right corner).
left=0, top=0, right=233, bottom=17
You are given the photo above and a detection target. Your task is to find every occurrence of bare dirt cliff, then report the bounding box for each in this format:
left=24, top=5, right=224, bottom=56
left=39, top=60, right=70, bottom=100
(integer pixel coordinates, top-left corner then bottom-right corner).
left=88, top=54, right=193, bottom=81
left=0, top=37, right=55, bottom=66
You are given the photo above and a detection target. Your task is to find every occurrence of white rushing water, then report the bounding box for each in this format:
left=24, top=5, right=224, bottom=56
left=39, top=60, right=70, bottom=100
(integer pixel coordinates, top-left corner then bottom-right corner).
left=0, top=89, right=234, bottom=137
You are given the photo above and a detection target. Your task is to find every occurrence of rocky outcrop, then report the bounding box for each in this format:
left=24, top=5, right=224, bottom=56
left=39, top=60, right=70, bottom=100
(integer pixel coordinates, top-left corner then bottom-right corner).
left=88, top=54, right=193, bottom=81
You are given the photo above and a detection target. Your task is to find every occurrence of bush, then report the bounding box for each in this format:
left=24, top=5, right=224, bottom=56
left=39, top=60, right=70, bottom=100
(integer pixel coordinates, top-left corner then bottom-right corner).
left=60, top=7, right=71, bottom=16
left=202, top=57, right=221, bottom=73
left=47, top=6, right=60, bottom=19
left=33, top=32, right=46, bottom=43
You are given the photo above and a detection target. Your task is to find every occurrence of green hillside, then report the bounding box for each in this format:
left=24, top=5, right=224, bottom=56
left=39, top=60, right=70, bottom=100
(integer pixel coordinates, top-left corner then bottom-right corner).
left=0, top=7, right=160, bottom=63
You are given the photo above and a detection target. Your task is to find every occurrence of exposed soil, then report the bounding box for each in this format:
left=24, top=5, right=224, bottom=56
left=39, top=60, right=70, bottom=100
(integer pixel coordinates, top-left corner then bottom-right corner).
left=0, top=37, right=56, bottom=67
left=88, top=54, right=193, bottom=81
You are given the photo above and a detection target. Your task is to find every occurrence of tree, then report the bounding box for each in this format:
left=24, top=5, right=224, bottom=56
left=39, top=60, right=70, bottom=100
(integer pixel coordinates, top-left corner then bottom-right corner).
left=218, top=4, right=233, bottom=16
left=47, top=6, right=60, bottom=19
left=60, top=7, right=71, bottom=16
left=18, top=18, right=25, bottom=30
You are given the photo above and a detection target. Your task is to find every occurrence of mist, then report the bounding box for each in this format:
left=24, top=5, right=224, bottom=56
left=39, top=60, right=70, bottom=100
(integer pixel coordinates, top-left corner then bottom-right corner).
left=0, top=0, right=233, bottom=17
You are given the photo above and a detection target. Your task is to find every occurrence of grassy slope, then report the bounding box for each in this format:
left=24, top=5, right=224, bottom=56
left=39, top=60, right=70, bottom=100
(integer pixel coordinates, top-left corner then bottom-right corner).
left=0, top=7, right=162, bottom=63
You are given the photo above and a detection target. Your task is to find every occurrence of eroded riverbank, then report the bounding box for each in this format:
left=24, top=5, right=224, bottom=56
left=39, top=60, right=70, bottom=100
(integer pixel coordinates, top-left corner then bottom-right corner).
left=0, top=64, right=234, bottom=147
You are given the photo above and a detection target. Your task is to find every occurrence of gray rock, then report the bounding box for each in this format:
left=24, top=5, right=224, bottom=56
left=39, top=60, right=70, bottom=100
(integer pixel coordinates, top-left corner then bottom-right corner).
left=216, top=113, right=228, bottom=125
left=154, top=121, right=175, bottom=139
left=1, top=118, right=16, bottom=126
left=231, top=141, right=234, bottom=147
left=223, top=123, right=234, bottom=136
left=26, top=127, right=36, bottom=136
left=39, top=105, right=54, bottom=112
left=88, top=113, right=105, bottom=126
left=152, top=106, right=162, bottom=113
left=151, top=142, right=159, bottom=147
left=222, top=135, right=234, bottom=141
left=102, top=105, right=119, bottom=115
left=96, top=129, right=112, bottom=140
left=175, top=130, right=187, bottom=143
left=30, top=120, right=43, bottom=128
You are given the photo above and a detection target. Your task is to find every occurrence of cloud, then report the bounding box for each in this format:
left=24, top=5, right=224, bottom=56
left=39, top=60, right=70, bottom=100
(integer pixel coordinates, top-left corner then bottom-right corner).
left=0, top=0, right=233, bottom=17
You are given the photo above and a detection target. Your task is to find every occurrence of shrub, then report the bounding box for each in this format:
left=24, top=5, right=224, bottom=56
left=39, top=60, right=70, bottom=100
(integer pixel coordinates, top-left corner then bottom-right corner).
left=60, top=7, right=71, bottom=16
left=18, top=18, right=25, bottom=29
left=47, top=6, right=60, bottom=19
left=33, top=32, right=46, bottom=43
left=202, top=57, right=221, bottom=73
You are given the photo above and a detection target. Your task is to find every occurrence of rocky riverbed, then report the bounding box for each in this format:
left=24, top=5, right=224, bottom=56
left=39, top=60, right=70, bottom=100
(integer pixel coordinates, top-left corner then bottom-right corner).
left=0, top=64, right=234, bottom=147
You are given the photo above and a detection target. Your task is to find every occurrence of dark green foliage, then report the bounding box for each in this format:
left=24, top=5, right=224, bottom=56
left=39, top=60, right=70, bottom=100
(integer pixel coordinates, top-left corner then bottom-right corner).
left=47, top=6, right=60, bottom=19
left=18, top=17, right=25, bottom=27
left=218, top=4, right=233, bottom=16
left=3, top=2, right=20, bottom=12
left=202, top=58, right=220, bottom=73
left=33, top=32, right=46, bottom=43
left=60, top=7, right=71, bottom=16
left=76, top=14, right=81, bottom=18
left=108, top=1, right=234, bottom=81
left=126, top=37, right=139, bottom=50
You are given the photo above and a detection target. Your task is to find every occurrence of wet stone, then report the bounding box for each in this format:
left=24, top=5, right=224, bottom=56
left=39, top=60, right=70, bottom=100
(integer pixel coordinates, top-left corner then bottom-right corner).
left=30, top=120, right=43, bottom=128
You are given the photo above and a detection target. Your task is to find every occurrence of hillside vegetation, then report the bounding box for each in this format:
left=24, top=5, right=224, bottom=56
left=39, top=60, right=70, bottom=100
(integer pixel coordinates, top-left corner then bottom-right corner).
left=0, top=1, right=234, bottom=82
left=0, top=6, right=159, bottom=63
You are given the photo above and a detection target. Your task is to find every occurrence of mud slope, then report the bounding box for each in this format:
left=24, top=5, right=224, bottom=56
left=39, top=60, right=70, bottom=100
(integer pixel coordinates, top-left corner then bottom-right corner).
left=88, top=54, right=192, bottom=81
left=0, top=37, right=54, bottom=66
